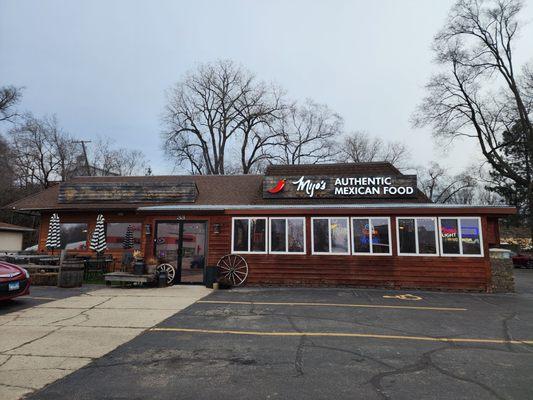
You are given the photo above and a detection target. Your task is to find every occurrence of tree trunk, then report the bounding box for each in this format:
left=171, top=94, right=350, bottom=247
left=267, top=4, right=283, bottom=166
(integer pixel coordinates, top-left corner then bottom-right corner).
left=529, top=184, right=533, bottom=244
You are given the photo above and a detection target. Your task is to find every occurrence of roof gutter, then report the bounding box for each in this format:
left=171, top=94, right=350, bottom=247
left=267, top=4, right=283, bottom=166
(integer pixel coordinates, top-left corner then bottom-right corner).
left=137, top=203, right=516, bottom=215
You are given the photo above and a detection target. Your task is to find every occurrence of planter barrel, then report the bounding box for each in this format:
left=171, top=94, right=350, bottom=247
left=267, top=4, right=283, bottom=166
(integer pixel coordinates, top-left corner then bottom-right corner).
left=57, top=259, right=85, bottom=288
left=204, top=265, right=218, bottom=289
left=133, top=260, right=145, bottom=275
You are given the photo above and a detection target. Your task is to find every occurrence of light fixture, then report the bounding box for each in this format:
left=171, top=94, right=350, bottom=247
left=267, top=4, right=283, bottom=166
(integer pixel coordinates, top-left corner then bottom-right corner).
left=145, top=224, right=151, bottom=235
left=213, top=223, right=221, bottom=234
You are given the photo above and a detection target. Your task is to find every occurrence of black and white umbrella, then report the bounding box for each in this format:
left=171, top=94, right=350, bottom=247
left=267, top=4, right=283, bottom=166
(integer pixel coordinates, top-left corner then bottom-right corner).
left=123, top=224, right=134, bottom=249
left=90, top=214, right=107, bottom=254
left=45, top=213, right=61, bottom=251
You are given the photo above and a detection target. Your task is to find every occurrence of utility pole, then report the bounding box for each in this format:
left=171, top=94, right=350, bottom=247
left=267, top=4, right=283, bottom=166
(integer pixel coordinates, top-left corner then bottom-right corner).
left=73, top=140, right=92, bottom=176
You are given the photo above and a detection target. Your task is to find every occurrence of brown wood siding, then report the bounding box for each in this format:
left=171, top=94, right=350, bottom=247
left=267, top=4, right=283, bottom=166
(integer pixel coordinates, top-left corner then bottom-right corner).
left=208, top=214, right=491, bottom=291
left=486, top=217, right=500, bottom=246
left=37, top=210, right=493, bottom=291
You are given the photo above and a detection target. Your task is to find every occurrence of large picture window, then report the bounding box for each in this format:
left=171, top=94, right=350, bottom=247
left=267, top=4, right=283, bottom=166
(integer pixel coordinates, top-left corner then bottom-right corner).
left=106, top=223, right=142, bottom=250
left=269, top=217, right=306, bottom=254
left=439, top=217, right=483, bottom=256
left=397, top=217, right=438, bottom=255
left=311, top=217, right=350, bottom=255
left=351, top=217, right=391, bottom=255
left=60, top=223, right=88, bottom=250
left=232, top=217, right=267, bottom=253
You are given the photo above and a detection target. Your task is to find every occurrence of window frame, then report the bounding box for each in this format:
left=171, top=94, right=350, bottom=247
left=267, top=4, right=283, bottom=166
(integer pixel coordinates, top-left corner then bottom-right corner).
left=59, top=222, right=89, bottom=250
left=351, top=217, right=392, bottom=256
left=396, top=217, right=439, bottom=257
left=438, top=216, right=484, bottom=257
left=231, top=217, right=268, bottom=254
left=268, top=217, right=307, bottom=255
left=105, top=222, right=142, bottom=250
left=311, top=217, right=351, bottom=256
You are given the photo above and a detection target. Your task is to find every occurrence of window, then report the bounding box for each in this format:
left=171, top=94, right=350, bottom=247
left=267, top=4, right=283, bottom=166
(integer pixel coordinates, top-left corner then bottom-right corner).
left=60, top=223, right=88, bottom=250
left=351, top=217, right=391, bottom=255
left=106, top=223, right=142, bottom=250
left=232, top=218, right=267, bottom=253
left=269, top=218, right=306, bottom=254
left=439, top=217, right=483, bottom=256
left=311, top=217, right=350, bottom=255
left=397, top=217, right=438, bottom=256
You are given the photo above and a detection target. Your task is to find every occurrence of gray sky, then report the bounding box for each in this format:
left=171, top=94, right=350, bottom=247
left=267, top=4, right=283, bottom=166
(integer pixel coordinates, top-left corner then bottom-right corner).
left=1, top=0, right=532, bottom=174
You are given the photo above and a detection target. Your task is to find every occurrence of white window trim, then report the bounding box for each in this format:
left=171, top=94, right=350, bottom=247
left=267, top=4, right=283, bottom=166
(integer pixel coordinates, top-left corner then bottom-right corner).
left=438, top=216, right=484, bottom=257
left=351, top=217, right=392, bottom=256
left=311, top=217, right=351, bottom=255
left=396, top=217, right=439, bottom=257
left=231, top=217, right=268, bottom=254
left=268, top=217, right=307, bottom=255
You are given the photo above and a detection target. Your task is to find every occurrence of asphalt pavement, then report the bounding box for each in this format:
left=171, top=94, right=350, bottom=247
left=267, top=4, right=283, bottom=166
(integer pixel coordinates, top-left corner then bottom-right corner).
left=24, top=270, right=533, bottom=400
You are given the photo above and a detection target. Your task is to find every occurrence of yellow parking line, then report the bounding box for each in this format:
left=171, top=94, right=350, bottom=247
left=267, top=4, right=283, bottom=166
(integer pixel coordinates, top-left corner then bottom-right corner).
left=26, top=296, right=57, bottom=300
left=197, top=300, right=466, bottom=312
left=150, top=327, right=533, bottom=345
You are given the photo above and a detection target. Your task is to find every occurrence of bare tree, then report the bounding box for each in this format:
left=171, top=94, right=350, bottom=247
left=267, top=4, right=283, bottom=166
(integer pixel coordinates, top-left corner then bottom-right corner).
left=413, top=0, right=533, bottom=239
left=271, top=99, right=342, bottom=165
left=89, top=137, right=150, bottom=176
left=163, top=60, right=284, bottom=175
left=236, top=86, right=284, bottom=174
left=418, top=162, right=478, bottom=204
left=0, top=86, right=22, bottom=123
left=8, top=114, right=73, bottom=188
left=0, top=135, right=15, bottom=189
left=341, top=131, right=411, bottom=169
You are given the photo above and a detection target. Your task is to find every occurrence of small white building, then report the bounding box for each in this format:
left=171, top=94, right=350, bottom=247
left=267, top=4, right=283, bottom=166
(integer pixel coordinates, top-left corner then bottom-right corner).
left=0, top=222, right=34, bottom=251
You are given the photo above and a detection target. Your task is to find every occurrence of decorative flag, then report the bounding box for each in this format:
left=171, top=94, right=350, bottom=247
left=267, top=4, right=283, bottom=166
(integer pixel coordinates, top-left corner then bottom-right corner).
left=89, top=214, right=107, bottom=254
left=45, top=213, right=61, bottom=250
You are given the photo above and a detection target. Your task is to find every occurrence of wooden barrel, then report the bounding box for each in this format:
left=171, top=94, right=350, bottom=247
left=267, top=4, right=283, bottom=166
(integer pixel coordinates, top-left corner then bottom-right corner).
left=57, top=259, right=85, bottom=288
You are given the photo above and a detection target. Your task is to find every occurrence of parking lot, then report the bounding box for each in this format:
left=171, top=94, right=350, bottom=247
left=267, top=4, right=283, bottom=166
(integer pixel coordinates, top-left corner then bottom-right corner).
left=24, top=270, right=533, bottom=400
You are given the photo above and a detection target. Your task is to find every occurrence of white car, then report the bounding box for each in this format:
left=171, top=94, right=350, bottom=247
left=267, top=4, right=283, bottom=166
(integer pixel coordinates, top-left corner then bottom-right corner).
left=489, top=248, right=516, bottom=259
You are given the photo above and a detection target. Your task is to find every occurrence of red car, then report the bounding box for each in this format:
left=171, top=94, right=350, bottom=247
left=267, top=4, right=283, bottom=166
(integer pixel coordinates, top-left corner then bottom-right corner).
left=0, top=261, right=30, bottom=301
left=512, top=253, right=533, bottom=268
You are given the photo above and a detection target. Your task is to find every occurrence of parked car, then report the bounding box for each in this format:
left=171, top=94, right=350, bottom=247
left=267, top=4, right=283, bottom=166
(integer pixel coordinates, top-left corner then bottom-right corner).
left=512, top=253, right=533, bottom=268
left=0, top=261, right=30, bottom=301
left=489, top=248, right=516, bottom=259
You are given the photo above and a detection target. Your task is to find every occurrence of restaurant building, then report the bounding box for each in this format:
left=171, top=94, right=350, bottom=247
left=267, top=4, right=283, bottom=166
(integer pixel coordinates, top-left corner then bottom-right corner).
left=7, top=162, right=515, bottom=291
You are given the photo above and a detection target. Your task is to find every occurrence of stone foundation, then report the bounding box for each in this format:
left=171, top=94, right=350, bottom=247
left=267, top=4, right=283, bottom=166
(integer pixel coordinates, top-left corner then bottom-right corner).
left=490, top=258, right=515, bottom=293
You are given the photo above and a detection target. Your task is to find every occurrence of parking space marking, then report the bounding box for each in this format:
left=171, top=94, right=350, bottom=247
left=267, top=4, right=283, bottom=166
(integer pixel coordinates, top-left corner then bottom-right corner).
left=197, top=300, right=466, bottom=312
left=25, top=296, right=58, bottom=300
left=149, top=327, right=533, bottom=345
left=383, top=294, right=423, bottom=301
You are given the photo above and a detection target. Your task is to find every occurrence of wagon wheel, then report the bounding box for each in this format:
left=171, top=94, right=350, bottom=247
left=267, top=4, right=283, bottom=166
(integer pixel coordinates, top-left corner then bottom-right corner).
left=217, top=254, right=248, bottom=287
left=156, top=263, right=176, bottom=284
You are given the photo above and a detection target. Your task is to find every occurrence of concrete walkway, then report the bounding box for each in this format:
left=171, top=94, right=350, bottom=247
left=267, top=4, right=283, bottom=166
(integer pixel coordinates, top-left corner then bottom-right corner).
left=0, top=285, right=211, bottom=400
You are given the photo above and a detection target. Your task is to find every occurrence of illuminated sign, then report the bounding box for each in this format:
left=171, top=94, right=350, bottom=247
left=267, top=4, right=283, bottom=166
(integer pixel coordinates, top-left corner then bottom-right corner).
left=263, top=175, right=417, bottom=199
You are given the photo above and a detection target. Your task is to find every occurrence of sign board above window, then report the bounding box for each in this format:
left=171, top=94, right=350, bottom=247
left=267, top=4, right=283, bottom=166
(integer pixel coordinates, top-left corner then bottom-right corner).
left=58, top=182, right=198, bottom=204
left=262, top=175, right=417, bottom=199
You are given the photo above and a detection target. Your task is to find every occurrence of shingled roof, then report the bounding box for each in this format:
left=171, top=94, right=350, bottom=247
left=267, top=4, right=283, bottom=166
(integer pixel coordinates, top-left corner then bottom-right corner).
left=0, top=222, right=34, bottom=232
left=265, top=162, right=403, bottom=176
left=6, top=163, right=430, bottom=212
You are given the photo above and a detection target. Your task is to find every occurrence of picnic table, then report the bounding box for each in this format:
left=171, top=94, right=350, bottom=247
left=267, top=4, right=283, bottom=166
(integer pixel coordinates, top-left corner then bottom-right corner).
left=6, top=254, right=60, bottom=265
left=23, top=264, right=60, bottom=273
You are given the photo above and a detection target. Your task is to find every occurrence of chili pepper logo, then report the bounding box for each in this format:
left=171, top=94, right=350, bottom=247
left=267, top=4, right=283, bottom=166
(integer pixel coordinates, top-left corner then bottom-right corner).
left=267, top=179, right=286, bottom=194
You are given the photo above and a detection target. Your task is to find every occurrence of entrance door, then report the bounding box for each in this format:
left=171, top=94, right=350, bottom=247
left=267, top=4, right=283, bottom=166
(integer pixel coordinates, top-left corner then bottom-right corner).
left=154, top=221, right=207, bottom=284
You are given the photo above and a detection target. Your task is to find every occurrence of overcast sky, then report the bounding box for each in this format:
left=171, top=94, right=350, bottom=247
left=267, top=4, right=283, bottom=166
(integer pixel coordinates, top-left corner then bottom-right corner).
left=1, top=0, right=532, bottom=174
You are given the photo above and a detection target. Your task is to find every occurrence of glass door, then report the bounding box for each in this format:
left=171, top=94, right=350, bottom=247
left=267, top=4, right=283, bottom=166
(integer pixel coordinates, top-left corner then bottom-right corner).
left=180, top=222, right=207, bottom=284
left=154, top=221, right=207, bottom=284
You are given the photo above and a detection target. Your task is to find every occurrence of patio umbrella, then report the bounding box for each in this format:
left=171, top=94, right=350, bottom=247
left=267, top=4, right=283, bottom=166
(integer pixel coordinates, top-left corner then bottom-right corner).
left=122, top=224, right=134, bottom=249
left=89, top=214, right=107, bottom=254
left=45, top=213, right=61, bottom=253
